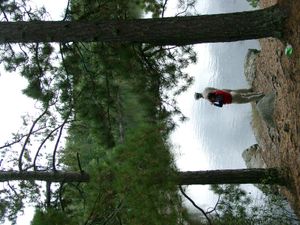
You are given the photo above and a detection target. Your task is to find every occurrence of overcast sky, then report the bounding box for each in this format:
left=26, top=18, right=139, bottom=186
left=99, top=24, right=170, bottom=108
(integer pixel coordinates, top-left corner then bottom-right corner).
left=0, top=1, right=68, bottom=224
left=1, top=1, right=259, bottom=224
left=0, top=1, right=210, bottom=224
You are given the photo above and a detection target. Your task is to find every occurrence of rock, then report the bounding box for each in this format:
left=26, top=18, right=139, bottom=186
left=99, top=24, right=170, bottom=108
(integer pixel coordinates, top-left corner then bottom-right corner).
left=243, top=144, right=298, bottom=221
left=244, top=49, right=260, bottom=86
left=242, top=144, right=266, bottom=168
left=256, top=92, right=276, bottom=128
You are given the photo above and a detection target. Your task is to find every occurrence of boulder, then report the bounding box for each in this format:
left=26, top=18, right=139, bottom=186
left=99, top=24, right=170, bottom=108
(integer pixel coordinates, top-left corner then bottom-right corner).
left=244, top=49, right=260, bottom=86
left=242, top=144, right=266, bottom=168
left=256, top=92, right=276, bottom=128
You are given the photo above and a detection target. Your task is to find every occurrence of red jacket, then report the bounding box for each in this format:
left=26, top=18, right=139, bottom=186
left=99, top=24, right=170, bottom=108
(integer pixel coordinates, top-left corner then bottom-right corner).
left=213, top=90, right=232, bottom=104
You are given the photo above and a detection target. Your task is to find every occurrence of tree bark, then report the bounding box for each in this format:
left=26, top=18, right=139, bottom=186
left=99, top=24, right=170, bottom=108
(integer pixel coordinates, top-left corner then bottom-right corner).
left=177, top=168, right=286, bottom=185
left=0, top=170, right=90, bottom=183
left=0, top=5, right=285, bottom=45
left=1, top=169, right=286, bottom=185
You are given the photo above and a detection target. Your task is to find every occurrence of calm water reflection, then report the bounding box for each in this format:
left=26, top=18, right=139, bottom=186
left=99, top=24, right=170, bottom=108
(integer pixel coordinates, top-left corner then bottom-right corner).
left=170, top=0, right=261, bottom=209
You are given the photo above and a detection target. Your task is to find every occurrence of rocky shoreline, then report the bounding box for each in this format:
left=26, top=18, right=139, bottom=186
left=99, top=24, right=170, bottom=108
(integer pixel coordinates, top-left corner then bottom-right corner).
left=241, top=0, right=300, bottom=215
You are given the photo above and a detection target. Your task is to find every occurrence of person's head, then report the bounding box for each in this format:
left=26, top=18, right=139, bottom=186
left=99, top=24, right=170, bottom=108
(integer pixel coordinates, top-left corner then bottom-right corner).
left=207, top=92, right=216, bottom=102
left=194, top=92, right=203, bottom=100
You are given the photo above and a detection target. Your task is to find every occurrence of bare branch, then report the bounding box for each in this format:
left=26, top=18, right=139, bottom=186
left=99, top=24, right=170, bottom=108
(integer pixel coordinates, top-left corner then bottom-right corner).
left=62, top=0, right=71, bottom=21
left=58, top=182, right=66, bottom=211
left=206, top=195, right=221, bottom=214
left=0, top=126, right=46, bottom=150
left=33, top=124, right=64, bottom=171
left=103, top=202, right=123, bottom=225
left=52, top=117, right=68, bottom=171
left=0, top=170, right=89, bottom=183
left=46, top=181, right=51, bottom=207
left=7, top=181, right=20, bottom=197
left=175, top=0, right=196, bottom=17
left=0, top=4, right=10, bottom=21
left=59, top=43, right=71, bottom=76
left=76, top=152, right=83, bottom=173
left=18, top=43, right=29, bottom=58
left=117, top=215, right=123, bottom=225
left=0, top=4, right=18, bottom=59
left=19, top=106, right=49, bottom=171
left=73, top=43, right=95, bottom=75
left=83, top=192, right=102, bottom=225
left=34, top=43, right=45, bottom=78
left=161, top=0, right=169, bottom=18
left=179, top=186, right=212, bottom=225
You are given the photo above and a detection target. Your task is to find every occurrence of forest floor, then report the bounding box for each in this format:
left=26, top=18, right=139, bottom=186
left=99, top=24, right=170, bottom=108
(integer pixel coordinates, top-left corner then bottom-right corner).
left=251, top=0, right=300, bottom=217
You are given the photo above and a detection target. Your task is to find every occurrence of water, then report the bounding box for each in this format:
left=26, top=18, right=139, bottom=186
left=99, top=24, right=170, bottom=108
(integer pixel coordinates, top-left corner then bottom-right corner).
left=170, top=0, right=261, bottom=210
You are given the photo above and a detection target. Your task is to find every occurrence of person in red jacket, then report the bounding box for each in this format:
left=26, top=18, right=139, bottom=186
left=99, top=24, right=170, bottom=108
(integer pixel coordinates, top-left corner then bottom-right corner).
left=194, top=87, right=264, bottom=107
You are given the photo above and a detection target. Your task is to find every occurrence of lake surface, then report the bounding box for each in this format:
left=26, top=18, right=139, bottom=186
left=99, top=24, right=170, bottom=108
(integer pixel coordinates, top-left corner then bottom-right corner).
left=170, top=0, right=261, bottom=209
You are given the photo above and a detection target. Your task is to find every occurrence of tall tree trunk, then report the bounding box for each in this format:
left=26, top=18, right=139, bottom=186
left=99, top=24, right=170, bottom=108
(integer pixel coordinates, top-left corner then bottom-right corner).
left=176, top=168, right=286, bottom=185
left=0, top=171, right=90, bottom=183
left=0, top=5, right=285, bottom=45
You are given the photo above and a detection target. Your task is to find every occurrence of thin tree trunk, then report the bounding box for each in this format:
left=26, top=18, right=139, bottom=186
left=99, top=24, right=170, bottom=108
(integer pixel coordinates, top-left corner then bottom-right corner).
left=0, top=170, right=90, bottom=183
left=177, top=168, right=286, bottom=185
left=0, top=5, right=285, bottom=45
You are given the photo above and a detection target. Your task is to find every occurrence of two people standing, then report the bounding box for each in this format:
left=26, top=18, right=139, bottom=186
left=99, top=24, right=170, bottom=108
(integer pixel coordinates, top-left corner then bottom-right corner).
left=194, top=87, right=264, bottom=107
